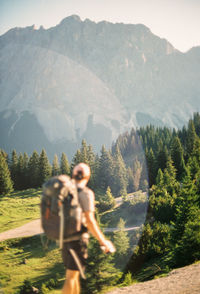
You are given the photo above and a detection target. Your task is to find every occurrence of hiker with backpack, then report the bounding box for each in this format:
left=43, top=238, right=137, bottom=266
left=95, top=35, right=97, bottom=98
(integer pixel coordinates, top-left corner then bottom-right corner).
left=41, top=162, right=115, bottom=294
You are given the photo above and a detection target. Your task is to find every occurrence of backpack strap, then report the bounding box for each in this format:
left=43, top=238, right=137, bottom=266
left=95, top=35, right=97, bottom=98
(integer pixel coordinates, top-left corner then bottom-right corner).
left=58, top=199, right=64, bottom=249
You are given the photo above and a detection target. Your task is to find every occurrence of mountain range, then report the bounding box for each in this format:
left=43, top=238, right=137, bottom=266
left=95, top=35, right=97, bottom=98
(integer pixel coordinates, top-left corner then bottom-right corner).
left=0, top=15, right=200, bottom=159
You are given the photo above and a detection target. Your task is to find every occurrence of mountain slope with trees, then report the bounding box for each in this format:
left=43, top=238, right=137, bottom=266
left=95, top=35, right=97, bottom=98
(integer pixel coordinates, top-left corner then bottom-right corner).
left=0, top=15, right=200, bottom=158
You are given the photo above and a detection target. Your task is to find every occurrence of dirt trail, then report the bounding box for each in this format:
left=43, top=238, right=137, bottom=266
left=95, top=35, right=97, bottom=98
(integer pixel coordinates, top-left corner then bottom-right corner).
left=107, top=262, right=200, bottom=294
left=0, top=219, right=139, bottom=242
left=0, top=219, right=43, bottom=241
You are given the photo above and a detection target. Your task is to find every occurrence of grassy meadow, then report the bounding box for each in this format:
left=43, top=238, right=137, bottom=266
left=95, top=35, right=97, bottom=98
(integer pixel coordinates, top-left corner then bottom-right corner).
left=0, top=189, right=66, bottom=293
left=0, top=189, right=41, bottom=233
left=0, top=236, right=65, bottom=294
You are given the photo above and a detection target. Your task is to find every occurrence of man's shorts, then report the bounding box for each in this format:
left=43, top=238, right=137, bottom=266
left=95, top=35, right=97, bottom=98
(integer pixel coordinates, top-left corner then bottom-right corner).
left=62, top=236, right=89, bottom=271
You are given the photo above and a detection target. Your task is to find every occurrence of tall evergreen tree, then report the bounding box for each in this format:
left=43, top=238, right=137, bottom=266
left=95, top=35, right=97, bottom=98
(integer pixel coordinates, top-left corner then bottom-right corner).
left=156, top=168, right=164, bottom=186
left=10, top=149, right=18, bottom=189
left=98, top=145, right=114, bottom=191
left=16, top=153, right=24, bottom=190
left=112, top=145, right=128, bottom=196
left=71, top=149, right=82, bottom=172
left=38, top=149, right=52, bottom=186
left=146, top=148, right=157, bottom=187
left=132, top=158, right=142, bottom=192
left=80, top=139, right=89, bottom=164
left=0, top=150, right=13, bottom=195
left=171, top=136, right=186, bottom=181
left=83, top=238, right=120, bottom=294
left=193, top=112, right=200, bottom=137
left=186, top=119, right=197, bottom=157
left=23, top=152, right=29, bottom=189
left=60, top=152, right=70, bottom=175
left=52, top=154, right=60, bottom=176
left=87, top=144, right=96, bottom=189
left=157, top=145, right=169, bottom=172
left=127, top=167, right=134, bottom=193
left=28, top=150, right=40, bottom=188
left=163, top=157, right=177, bottom=195
left=113, top=218, right=130, bottom=269
left=97, top=186, right=116, bottom=212
left=170, top=173, right=200, bottom=265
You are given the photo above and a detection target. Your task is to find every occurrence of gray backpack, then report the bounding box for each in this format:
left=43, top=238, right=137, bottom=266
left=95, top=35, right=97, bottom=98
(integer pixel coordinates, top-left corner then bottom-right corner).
left=41, top=175, right=82, bottom=248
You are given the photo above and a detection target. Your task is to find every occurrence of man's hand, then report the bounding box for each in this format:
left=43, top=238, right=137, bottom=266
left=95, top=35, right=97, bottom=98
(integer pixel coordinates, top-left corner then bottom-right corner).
left=101, top=240, right=116, bottom=254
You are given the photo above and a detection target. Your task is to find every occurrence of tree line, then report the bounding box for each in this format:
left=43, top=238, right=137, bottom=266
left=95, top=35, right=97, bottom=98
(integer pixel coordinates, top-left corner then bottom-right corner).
left=0, top=139, right=141, bottom=197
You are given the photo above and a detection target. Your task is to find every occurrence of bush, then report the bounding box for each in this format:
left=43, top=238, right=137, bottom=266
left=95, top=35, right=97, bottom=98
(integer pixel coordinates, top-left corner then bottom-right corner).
left=121, top=272, right=134, bottom=286
left=19, top=279, right=39, bottom=294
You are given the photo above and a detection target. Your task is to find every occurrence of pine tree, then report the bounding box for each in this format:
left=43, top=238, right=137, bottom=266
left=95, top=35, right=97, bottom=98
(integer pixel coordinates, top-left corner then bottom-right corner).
left=38, top=149, right=52, bottom=186
left=132, top=158, right=142, bottom=191
left=98, top=145, right=114, bottom=191
left=60, top=152, right=70, bottom=175
left=187, top=137, right=200, bottom=179
left=113, top=218, right=130, bottom=269
left=80, top=139, right=89, bottom=164
left=98, top=186, right=116, bottom=212
left=156, top=168, right=164, bottom=186
left=127, top=167, right=134, bottom=193
left=87, top=144, right=96, bottom=189
left=52, top=154, right=60, bottom=176
left=163, top=157, right=178, bottom=195
left=10, top=149, right=18, bottom=189
left=16, top=153, right=24, bottom=190
left=146, top=148, right=157, bottom=187
left=28, top=150, right=40, bottom=188
left=83, top=238, right=120, bottom=294
left=139, top=161, right=149, bottom=192
left=193, top=112, right=200, bottom=137
left=171, top=136, right=186, bottom=181
left=23, top=152, right=29, bottom=189
left=157, top=145, right=169, bottom=171
left=170, top=173, right=200, bottom=266
left=71, top=149, right=82, bottom=173
left=186, top=119, right=197, bottom=157
left=0, top=150, right=13, bottom=195
left=112, top=145, right=128, bottom=196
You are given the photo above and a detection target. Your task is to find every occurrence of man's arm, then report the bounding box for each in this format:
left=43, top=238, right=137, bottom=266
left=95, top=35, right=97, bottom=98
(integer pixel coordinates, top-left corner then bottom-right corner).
left=84, top=211, right=115, bottom=253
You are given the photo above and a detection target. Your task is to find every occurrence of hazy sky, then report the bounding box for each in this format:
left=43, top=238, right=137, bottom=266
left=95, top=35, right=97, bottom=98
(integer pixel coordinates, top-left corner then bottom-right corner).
left=0, top=0, right=200, bottom=52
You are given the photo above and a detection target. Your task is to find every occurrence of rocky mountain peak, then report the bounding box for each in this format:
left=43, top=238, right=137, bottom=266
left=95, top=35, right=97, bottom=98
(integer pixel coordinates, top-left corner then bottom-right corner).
left=0, top=15, right=200, bottom=158
left=59, top=14, right=82, bottom=25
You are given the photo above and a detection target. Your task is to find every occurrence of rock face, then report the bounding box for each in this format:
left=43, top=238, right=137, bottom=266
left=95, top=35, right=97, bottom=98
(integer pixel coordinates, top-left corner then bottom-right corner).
left=0, top=15, right=200, bottom=158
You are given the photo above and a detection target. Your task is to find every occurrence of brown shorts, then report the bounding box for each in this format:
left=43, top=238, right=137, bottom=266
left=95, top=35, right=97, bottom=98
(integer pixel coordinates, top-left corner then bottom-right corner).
left=62, top=237, right=89, bottom=271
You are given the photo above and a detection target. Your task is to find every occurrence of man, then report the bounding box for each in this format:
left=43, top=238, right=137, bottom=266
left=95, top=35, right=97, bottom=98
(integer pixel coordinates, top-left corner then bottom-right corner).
left=62, top=162, right=115, bottom=294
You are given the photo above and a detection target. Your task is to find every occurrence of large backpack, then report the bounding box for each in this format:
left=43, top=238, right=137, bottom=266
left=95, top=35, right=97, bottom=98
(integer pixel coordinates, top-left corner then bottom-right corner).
left=41, top=175, right=83, bottom=248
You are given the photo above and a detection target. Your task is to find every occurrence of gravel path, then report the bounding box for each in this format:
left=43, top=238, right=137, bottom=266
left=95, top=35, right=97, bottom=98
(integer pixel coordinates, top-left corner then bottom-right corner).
left=107, top=263, right=200, bottom=294
left=0, top=219, right=139, bottom=242
left=0, top=219, right=43, bottom=241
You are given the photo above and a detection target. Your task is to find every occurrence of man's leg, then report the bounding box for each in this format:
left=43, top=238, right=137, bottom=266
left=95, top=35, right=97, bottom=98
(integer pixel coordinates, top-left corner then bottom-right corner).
left=62, top=269, right=80, bottom=294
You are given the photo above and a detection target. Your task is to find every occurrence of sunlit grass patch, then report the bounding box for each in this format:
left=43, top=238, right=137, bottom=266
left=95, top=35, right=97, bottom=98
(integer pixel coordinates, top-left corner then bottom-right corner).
left=0, top=189, right=41, bottom=233
left=0, top=236, right=65, bottom=294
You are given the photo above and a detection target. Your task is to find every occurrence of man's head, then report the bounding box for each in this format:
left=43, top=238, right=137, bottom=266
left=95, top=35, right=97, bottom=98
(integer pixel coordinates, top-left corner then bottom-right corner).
left=72, top=163, right=91, bottom=186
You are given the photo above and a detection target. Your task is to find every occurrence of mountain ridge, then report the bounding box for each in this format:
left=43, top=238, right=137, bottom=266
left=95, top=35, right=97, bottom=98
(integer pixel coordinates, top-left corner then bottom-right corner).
left=0, top=15, right=200, bottom=158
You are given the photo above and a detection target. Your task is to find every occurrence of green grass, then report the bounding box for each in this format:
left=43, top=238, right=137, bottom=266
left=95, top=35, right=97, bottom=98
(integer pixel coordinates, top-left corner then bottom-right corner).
left=0, top=189, right=41, bottom=233
left=0, top=236, right=65, bottom=294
